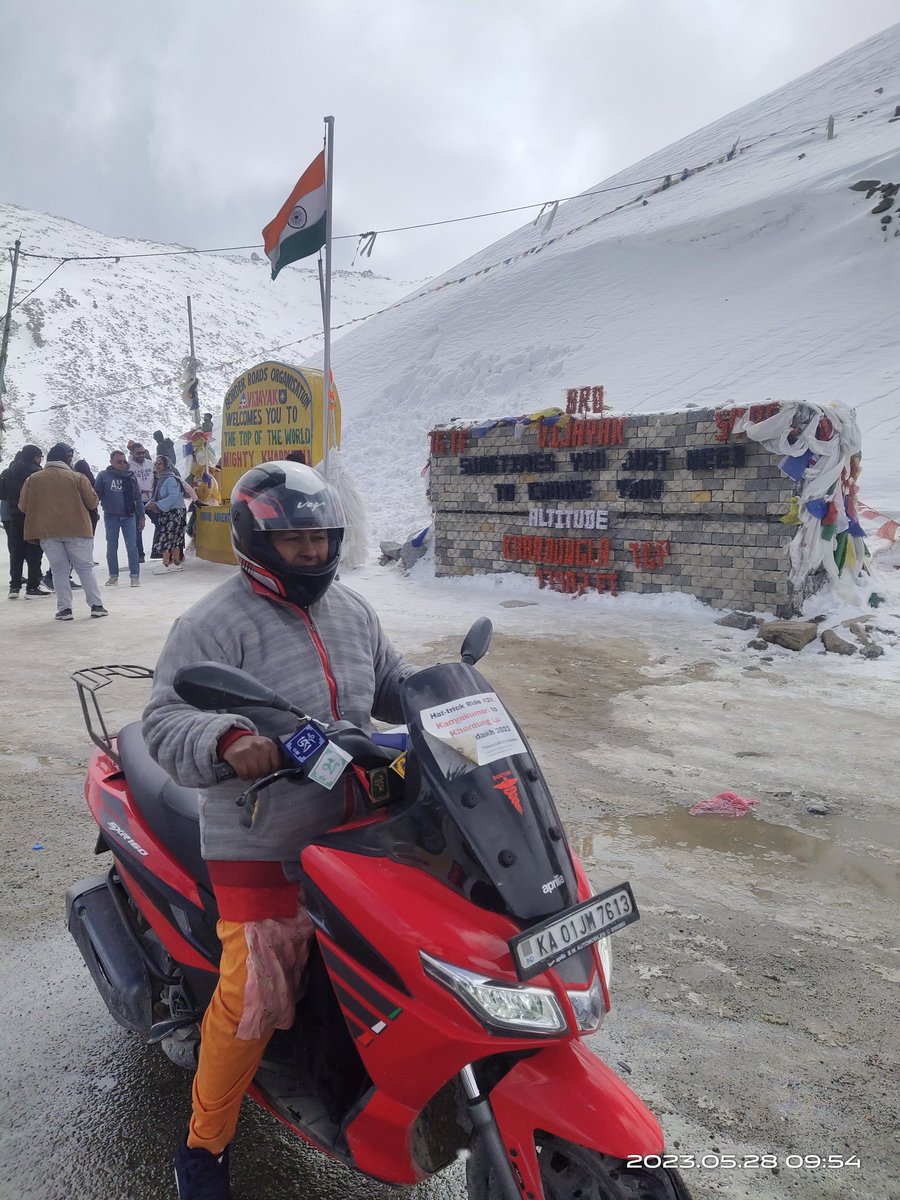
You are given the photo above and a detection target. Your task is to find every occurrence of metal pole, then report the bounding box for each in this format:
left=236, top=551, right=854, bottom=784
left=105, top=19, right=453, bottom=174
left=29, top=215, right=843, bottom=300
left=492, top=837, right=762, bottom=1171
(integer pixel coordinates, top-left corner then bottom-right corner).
left=0, top=238, right=21, bottom=400
left=458, top=1065, right=523, bottom=1200
left=321, top=115, right=335, bottom=471
left=317, top=256, right=326, bottom=332
left=185, top=294, right=200, bottom=423
left=316, top=257, right=327, bottom=465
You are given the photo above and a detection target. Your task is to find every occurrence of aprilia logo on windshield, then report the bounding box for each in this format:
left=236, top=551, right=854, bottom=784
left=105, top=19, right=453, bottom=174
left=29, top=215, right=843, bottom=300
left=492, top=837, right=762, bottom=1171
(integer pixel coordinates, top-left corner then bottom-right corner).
left=106, top=821, right=149, bottom=857
left=492, top=770, right=522, bottom=813
left=542, top=874, right=565, bottom=895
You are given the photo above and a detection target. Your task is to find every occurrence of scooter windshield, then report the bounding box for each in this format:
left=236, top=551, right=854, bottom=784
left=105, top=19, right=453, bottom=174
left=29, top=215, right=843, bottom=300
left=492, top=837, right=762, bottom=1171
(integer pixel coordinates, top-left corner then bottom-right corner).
left=398, top=662, right=579, bottom=925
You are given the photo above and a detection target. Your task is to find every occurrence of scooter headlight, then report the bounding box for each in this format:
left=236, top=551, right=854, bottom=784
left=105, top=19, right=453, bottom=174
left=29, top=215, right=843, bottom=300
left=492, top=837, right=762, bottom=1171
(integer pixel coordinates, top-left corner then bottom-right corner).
left=566, top=970, right=606, bottom=1032
left=420, top=952, right=567, bottom=1034
left=597, top=933, right=612, bottom=986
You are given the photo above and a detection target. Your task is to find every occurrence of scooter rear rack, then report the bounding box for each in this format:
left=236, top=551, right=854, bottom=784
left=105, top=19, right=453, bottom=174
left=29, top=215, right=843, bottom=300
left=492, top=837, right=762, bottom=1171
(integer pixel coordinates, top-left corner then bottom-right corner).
left=71, top=664, right=155, bottom=764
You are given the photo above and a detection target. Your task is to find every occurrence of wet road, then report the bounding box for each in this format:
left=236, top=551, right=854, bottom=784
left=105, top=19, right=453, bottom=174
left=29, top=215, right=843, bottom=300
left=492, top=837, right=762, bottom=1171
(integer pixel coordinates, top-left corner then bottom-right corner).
left=2, top=560, right=899, bottom=1199
left=0, top=754, right=467, bottom=1197
left=0, top=567, right=468, bottom=1200
left=0, top=928, right=465, bottom=1200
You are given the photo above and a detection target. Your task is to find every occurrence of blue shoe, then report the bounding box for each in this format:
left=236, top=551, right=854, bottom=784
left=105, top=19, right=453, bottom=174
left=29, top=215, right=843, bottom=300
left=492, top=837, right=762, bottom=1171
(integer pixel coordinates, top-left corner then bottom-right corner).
left=174, top=1135, right=231, bottom=1199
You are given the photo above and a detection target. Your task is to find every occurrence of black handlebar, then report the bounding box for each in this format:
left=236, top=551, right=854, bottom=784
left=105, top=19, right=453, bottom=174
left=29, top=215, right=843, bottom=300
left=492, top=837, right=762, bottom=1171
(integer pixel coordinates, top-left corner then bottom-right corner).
left=214, top=725, right=400, bottom=831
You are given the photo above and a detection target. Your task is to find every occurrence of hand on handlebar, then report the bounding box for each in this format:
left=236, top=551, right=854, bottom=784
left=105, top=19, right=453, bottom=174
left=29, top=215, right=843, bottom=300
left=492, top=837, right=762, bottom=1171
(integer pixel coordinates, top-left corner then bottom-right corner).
left=221, top=735, right=283, bottom=780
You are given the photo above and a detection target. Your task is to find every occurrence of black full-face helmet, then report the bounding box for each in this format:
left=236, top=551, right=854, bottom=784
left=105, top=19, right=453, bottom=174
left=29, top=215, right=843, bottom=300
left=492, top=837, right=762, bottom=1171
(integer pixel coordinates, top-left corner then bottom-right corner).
left=231, top=461, right=345, bottom=609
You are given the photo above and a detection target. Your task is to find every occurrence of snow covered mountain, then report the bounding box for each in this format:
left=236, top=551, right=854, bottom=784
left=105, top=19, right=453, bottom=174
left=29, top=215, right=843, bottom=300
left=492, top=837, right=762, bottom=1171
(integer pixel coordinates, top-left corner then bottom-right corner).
left=324, top=23, right=899, bottom=542
left=2, top=23, right=898, bottom=551
left=0, top=206, right=420, bottom=472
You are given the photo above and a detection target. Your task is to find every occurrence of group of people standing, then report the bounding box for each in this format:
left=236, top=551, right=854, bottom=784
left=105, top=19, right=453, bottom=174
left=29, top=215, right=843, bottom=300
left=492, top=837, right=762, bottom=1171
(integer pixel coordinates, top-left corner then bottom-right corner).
left=0, top=430, right=192, bottom=621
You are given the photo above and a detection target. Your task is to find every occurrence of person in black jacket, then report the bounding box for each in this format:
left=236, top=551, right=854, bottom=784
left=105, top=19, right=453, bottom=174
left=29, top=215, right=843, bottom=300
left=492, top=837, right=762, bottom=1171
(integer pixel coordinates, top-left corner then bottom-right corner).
left=0, top=452, right=23, bottom=537
left=3, top=445, right=51, bottom=599
left=74, top=460, right=100, bottom=530
left=153, top=429, right=177, bottom=467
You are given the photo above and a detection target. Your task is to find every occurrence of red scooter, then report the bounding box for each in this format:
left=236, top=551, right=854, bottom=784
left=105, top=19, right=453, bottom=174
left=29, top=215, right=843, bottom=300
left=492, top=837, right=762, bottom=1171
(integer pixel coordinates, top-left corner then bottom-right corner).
left=68, top=620, right=691, bottom=1199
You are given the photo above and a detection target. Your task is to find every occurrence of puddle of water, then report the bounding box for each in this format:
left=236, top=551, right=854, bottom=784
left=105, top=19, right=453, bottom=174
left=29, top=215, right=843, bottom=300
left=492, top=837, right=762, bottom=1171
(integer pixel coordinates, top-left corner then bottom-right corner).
left=577, top=808, right=900, bottom=902
left=0, top=751, right=53, bottom=771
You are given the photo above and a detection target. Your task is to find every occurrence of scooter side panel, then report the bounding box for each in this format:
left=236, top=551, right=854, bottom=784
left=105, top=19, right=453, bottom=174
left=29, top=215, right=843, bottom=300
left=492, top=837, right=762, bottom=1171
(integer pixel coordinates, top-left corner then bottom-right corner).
left=117, top=862, right=215, bottom=973
left=344, top=1091, right=427, bottom=1185
left=302, top=847, right=564, bottom=1079
left=488, top=1039, right=665, bottom=1194
left=301, top=846, right=586, bottom=1183
left=315, top=929, right=483, bottom=1183
left=86, top=752, right=202, bottom=907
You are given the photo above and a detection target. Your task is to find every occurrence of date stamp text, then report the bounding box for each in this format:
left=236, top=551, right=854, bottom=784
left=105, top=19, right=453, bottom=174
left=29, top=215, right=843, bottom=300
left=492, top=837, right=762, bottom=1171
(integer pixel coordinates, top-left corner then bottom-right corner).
left=626, top=1153, right=861, bottom=1171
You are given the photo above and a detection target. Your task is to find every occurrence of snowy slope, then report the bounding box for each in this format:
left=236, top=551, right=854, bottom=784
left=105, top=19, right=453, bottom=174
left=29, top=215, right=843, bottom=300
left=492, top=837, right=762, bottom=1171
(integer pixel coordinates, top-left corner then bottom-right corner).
left=0, top=205, right=420, bottom=467
left=2, top=25, right=898, bottom=552
left=322, top=24, right=900, bottom=542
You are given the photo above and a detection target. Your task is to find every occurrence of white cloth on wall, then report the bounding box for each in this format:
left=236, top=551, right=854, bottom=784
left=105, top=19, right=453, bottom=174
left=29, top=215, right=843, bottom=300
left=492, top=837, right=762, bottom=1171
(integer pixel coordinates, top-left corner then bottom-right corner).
left=733, top=401, right=869, bottom=600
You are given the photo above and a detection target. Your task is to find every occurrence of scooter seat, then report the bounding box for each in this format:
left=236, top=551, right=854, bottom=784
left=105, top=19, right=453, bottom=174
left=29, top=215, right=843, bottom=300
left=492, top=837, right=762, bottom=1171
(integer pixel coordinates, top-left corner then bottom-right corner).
left=116, top=721, right=210, bottom=889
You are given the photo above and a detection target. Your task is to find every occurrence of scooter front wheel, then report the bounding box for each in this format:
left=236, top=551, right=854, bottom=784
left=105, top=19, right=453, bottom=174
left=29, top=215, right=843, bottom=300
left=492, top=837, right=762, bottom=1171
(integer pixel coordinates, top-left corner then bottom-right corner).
left=466, top=1133, right=693, bottom=1200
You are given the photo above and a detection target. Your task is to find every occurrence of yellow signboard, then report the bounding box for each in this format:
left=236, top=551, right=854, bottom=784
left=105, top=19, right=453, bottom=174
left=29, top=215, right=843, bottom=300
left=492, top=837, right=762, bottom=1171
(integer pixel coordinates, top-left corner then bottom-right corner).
left=194, top=360, right=341, bottom=565
left=218, top=360, right=340, bottom=500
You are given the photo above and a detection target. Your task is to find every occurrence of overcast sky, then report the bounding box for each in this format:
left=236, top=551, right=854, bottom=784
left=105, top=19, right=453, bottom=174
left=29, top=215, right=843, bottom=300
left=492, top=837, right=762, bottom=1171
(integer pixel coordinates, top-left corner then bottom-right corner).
left=1, top=0, right=897, bottom=281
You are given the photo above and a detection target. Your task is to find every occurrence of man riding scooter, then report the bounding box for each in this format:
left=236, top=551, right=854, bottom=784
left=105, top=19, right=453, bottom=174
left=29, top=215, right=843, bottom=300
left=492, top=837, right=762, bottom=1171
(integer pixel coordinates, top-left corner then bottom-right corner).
left=142, top=461, right=416, bottom=1200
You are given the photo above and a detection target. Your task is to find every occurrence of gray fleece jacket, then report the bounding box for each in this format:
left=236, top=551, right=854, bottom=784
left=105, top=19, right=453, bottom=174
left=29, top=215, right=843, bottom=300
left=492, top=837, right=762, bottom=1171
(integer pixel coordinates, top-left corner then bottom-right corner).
left=142, top=572, right=413, bottom=863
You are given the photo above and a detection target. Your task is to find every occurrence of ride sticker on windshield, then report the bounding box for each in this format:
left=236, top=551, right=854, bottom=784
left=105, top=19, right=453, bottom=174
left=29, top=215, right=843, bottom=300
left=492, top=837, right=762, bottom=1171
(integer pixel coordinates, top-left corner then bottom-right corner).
left=420, top=691, right=526, bottom=767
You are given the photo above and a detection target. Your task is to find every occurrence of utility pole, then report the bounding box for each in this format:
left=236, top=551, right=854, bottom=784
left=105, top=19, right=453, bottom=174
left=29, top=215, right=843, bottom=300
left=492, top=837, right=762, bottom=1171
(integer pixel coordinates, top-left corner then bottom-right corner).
left=182, top=295, right=200, bottom=423
left=0, top=238, right=21, bottom=433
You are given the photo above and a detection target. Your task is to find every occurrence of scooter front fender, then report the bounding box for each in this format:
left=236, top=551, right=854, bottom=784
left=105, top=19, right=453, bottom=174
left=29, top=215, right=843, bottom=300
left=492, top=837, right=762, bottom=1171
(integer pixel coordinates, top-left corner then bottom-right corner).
left=488, top=1039, right=664, bottom=1195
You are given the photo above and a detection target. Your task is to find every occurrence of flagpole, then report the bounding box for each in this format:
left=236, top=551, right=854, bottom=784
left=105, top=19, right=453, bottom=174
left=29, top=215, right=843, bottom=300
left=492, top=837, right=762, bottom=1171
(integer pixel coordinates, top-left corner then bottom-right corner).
left=321, top=115, right=335, bottom=471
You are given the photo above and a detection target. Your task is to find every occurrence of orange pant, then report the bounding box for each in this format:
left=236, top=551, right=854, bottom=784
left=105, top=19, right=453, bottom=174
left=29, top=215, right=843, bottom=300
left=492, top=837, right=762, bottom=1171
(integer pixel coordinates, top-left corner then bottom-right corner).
left=188, top=907, right=313, bottom=1153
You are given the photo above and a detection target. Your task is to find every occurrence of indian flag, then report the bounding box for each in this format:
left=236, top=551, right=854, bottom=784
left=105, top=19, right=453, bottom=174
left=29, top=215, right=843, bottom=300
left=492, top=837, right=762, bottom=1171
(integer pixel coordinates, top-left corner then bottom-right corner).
left=262, top=151, right=327, bottom=280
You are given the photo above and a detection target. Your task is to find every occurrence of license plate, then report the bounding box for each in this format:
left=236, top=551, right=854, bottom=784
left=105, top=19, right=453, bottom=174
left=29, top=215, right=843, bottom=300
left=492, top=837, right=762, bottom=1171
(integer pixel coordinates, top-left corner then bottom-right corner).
left=509, top=883, right=639, bottom=981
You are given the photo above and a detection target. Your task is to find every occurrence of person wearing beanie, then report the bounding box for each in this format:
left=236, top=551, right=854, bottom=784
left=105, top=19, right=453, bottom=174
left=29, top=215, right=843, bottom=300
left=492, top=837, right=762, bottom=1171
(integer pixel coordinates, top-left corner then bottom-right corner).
left=153, top=429, right=177, bottom=466
left=0, top=451, right=23, bottom=558
left=18, top=443, right=107, bottom=620
left=3, top=445, right=50, bottom=599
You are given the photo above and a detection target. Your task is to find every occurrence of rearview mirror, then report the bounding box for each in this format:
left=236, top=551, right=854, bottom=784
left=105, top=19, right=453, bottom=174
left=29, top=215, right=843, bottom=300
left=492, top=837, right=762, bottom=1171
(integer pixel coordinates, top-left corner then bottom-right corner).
left=174, top=662, right=294, bottom=713
left=460, top=617, right=493, bottom=665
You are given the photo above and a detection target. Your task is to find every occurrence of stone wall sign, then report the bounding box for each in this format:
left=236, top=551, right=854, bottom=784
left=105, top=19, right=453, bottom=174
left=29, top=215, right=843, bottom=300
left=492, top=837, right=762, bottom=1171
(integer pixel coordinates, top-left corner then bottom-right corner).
left=429, top=404, right=810, bottom=614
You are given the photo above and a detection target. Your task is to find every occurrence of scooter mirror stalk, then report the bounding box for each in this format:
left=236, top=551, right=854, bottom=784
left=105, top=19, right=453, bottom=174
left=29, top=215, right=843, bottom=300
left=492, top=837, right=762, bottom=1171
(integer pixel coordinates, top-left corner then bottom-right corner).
left=174, top=661, right=298, bottom=715
left=460, top=617, right=493, bottom=665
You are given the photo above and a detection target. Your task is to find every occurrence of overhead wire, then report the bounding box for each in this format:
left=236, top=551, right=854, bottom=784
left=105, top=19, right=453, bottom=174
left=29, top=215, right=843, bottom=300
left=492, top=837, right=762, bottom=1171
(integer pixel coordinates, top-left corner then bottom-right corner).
left=9, top=175, right=669, bottom=268
left=6, top=99, right=872, bottom=272
left=3, top=99, right=885, bottom=418
left=0, top=259, right=70, bottom=330
left=21, top=299, right=402, bottom=414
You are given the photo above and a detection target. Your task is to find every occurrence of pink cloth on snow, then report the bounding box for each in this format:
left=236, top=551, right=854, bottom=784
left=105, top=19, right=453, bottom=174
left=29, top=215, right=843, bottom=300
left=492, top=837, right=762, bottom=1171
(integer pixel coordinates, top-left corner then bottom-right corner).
left=689, top=792, right=759, bottom=817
